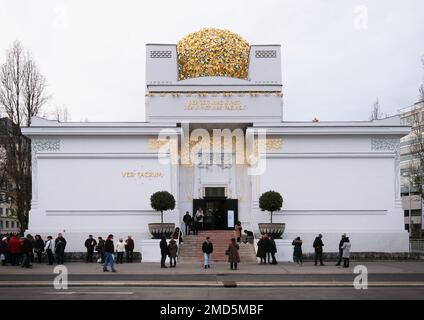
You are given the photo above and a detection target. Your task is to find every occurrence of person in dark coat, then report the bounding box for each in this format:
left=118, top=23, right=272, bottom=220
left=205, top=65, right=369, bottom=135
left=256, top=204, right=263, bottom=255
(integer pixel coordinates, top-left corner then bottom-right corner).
left=173, top=227, right=183, bottom=245
left=103, top=234, right=116, bottom=272
left=0, top=237, right=8, bottom=265
left=55, top=233, right=67, bottom=265
left=33, top=235, right=45, bottom=263
left=256, top=235, right=266, bottom=264
left=202, top=237, right=213, bottom=269
left=125, top=236, right=134, bottom=263
left=264, top=234, right=272, bottom=264
left=21, top=234, right=33, bottom=268
left=191, top=212, right=198, bottom=235
left=292, top=237, right=303, bottom=265
left=335, top=234, right=347, bottom=266
left=168, top=236, right=178, bottom=268
left=84, top=235, right=97, bottom=263
left=183, top=211, right=192, bottom=235
left=160, top=236, right=169, bottom=268
left=227, top=238, right=240, bottom=270
left=96, top=237, right=105, bottom=263
left=269, top=236, right=277, bottom=264
left=313, top=234, right=325, bottom=266
left=44, top=236, right=54, bottom=265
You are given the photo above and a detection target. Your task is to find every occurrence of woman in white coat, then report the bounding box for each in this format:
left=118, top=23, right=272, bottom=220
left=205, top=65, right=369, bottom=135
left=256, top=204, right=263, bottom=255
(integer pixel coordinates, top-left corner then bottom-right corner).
left=115, top=239, right=126, bottom=264
left=341, top=237, right=351, bottom=268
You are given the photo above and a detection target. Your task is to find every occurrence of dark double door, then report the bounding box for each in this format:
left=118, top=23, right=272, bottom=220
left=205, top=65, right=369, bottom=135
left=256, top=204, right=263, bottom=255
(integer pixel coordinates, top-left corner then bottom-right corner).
left=193, top=198, right=238, bottom=230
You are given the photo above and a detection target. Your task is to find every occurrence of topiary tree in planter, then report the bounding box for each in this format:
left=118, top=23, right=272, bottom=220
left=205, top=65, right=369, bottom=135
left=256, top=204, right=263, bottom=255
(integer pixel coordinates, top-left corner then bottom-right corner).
left=259, top=190, right=283, bottom=223
left=149, top=191, right=176, bottom=239
left=258, top=190, right=285, bottom=238
left=150, top=191, right=176, bottom=223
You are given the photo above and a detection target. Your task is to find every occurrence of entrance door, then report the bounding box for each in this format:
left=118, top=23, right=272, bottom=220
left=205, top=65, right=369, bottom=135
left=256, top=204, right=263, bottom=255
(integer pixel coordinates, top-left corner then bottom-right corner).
left=192, top=198, right=238, bottom=230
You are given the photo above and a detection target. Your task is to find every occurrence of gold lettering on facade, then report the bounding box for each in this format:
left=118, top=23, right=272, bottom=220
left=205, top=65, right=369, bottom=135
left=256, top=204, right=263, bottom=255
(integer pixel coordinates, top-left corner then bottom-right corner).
left=121, top=171, right=164, bottom=179
left=183, top=100, right=247, bottom=111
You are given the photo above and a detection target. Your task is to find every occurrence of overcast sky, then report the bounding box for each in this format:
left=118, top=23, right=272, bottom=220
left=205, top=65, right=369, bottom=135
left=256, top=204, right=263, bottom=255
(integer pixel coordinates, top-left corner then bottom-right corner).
left=1, top=0, right=423, bottom=122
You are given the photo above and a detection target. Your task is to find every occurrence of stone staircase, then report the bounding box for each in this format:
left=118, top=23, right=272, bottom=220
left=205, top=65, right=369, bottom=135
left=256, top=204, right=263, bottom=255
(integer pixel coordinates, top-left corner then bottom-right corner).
left=178, top=230, right=257, bottom=263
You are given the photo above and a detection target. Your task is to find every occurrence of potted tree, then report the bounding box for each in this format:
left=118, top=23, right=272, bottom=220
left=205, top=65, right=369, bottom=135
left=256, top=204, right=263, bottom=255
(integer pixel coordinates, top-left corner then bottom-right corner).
left=258, top=190, right=285, bottom=239
left=148, top=191, right=176, bottom=239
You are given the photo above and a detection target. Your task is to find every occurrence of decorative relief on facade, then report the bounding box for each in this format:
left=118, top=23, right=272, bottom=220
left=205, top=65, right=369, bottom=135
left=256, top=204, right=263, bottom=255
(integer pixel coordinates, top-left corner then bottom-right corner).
left=150, top=50, right=172, bottom=59
left=371, top=138, right=399, bottom=151
left=32, top=139, right=61, bottom=153
left=255, top=50, right=277, bottom=58
left=371, top=137, right=401, bottom=201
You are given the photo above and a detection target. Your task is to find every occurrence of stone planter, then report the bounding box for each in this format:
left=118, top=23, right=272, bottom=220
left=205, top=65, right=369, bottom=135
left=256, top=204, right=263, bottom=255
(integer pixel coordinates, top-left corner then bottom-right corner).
left=148, top=223, right=175, bottom=239
left=258, top=223, right=285, bottom=239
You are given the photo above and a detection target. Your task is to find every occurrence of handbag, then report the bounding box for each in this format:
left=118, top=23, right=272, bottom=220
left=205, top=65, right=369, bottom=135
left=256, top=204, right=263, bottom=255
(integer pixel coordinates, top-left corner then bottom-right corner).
left=225, top=249, right=230, bottom=255
left=0, top=254, right=5, bottom=261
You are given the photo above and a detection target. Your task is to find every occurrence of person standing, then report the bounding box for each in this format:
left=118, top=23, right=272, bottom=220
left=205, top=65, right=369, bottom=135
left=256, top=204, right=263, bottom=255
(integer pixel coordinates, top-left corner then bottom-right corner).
left=341, top=237, right=351, bottom=268
left=264, top=234, right=272, bottom=264
left=202, top=237, right=213, bottom=269
left=84, top=235, right=97, bottom=263
left=55, top=233, right=67, bottom=265
left=191, top=212, right=198, bottom=235
left=292, top=237, right=303, bottom=265
left=269, top=236, right=277, bottom=264
left=44, top=236, right=54, bottom=265
left=115, top=239, right=125, bottom=264
left=313, top=234, right=325, bottom=266
left=103, top=234, right=116, bottom=272
left=0, top=237, right=8, bottom=266
left=256, top=235, right=266, bottom=264
left=96, top=236, right=105, bottom=263
left=21, top=234, right=33, bottom=268
left=335, top=234, right=347, bottom=266
left=160, top=236, right=169, bottom=268
left=125, top=235, right=134, bottom=263
left=234, top=221, right=242, bottom=243
left=183, top=211, right=192, bottom=235
left=8, top=234, right=21, bottom=266
left=168, top=236, right=178, bottom=268
left=33, top=235, right=45, bottom=263
left=227, top=238, right=240, bottom=270
left=195, top=208, right=204, bottom=230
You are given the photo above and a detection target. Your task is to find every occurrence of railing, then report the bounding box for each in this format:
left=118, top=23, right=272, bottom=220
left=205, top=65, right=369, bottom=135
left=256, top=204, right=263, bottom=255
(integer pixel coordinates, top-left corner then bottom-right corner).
left=410, top=239, right=424, bottom=253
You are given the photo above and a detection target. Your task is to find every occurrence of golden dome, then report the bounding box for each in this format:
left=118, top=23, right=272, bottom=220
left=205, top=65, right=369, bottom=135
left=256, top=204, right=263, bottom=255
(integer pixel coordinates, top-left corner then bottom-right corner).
left=177, top=28, right=250, bottom=81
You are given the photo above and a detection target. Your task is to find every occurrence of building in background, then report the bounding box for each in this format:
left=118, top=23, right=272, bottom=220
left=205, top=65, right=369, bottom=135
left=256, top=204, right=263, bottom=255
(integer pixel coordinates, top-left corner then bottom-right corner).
left=400, top=101, right=424, bottom=238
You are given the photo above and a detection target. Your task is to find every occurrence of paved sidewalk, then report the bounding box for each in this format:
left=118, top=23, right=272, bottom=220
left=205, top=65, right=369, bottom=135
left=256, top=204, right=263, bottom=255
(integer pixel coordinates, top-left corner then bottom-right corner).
left=0, top=261, right=423, bottom=275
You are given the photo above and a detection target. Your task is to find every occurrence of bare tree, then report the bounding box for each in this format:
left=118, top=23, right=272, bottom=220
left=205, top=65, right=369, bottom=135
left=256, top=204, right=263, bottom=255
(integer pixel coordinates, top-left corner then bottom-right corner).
left=0, top=41, right=49, bottom=234
left=369, top=98, right=386, bottom=120
left=53, top=105, right=70, bottom=122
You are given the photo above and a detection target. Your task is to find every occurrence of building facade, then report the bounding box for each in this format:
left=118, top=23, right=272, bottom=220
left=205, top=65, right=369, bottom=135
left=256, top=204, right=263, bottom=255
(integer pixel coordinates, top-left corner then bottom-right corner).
left=400, top=101, right=424, bottom=237
left=22, top=29, right=410, bottom=260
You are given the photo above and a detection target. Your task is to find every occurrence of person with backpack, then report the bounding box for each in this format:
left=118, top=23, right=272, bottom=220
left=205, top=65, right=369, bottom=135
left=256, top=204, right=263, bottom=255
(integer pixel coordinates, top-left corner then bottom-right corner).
left=96, top=236, right=105, bottom=263
left=168, top=236, right=178, bottom=268
left=84, top=235, right=97, bottom=263
left=103, top=234, right=116, bottom=272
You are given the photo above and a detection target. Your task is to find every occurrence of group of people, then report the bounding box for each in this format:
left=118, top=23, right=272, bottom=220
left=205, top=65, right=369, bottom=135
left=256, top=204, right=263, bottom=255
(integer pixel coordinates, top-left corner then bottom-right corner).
left=159, top=228, right=184, bottom=268
left=0, top=233, right=66, bottom=267
left=291, top=233, right=352, bottom=267
left=256, top=234, right=278, bottom=264
left=183, top=209, right=205, bottom=235
left=84, top=235, right=135, bottom=265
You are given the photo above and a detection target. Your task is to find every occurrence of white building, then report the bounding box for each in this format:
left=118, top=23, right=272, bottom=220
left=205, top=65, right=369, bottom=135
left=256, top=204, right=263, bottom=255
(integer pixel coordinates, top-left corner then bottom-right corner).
left=22, top=28, right=410, bottom=260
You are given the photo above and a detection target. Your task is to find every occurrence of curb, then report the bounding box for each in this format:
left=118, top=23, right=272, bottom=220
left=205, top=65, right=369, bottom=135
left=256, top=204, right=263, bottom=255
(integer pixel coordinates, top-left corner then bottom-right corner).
left=1, top=281, right=424, bottom=288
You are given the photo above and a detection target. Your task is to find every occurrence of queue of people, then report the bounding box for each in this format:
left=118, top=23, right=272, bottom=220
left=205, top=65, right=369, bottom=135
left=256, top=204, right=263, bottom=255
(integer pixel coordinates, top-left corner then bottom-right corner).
left=0, top=232, right=67, bottom=267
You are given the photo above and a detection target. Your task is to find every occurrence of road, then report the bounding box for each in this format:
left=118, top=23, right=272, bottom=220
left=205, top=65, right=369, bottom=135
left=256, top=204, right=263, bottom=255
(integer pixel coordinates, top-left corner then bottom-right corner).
left=1, top=286, right=423, bottom=300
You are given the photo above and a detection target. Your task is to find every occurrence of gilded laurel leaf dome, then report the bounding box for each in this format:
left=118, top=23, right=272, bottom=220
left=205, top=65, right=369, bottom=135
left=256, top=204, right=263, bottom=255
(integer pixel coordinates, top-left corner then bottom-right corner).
left=177, top=28, right=250, bottom=81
